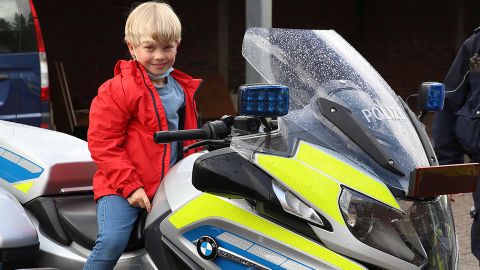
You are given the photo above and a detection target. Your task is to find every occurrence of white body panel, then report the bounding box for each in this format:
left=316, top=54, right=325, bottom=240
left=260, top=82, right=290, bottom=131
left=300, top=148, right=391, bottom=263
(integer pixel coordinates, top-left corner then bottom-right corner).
left=164, top=152, right=204, bottom=211
left=0, top=186, right=38, bottom=248
left=0, top=121, right=94, bottom=203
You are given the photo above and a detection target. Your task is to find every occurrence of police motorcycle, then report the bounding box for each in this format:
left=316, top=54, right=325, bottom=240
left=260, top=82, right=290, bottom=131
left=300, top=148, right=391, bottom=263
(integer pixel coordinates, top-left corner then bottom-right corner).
left=0, top=27, right=478, bottom=270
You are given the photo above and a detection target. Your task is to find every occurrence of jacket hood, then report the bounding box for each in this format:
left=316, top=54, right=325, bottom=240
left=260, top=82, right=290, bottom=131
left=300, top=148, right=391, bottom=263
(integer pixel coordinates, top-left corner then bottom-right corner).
left=114, top=59, right=139, bottom=77
left=113, top=59, right=201, bottom=98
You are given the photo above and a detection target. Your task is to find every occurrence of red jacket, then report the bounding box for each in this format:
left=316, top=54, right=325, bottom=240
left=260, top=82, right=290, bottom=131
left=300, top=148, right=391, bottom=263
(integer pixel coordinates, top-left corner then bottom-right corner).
left=88, top=60, right=202, bottom=200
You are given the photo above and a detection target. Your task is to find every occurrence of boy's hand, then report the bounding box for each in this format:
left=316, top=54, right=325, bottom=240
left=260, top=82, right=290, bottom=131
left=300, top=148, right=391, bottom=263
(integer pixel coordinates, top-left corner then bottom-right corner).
left=127, top=187, right=152, bottom=212
left=469, top=54, right=480, bottom=73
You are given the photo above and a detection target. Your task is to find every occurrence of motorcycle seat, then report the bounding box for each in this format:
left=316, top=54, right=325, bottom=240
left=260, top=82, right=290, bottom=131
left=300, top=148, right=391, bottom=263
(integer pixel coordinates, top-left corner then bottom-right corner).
left=56, top=195, right=146, bottom=251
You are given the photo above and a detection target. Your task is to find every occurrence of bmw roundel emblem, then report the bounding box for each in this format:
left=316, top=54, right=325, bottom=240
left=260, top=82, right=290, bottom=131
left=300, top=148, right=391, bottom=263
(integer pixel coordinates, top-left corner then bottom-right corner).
left=196, top=236, right=218, bottom=260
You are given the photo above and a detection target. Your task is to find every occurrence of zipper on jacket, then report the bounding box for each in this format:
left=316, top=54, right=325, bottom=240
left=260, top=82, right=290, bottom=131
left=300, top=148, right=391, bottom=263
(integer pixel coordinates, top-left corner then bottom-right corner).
left=192, top=80, right=204, bottom=128
left=136, top=61, right=167, bottom=179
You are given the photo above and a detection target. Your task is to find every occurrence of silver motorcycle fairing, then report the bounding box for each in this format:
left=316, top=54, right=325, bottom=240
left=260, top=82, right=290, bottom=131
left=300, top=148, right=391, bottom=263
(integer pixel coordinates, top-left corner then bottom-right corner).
left=159, top=195, right=355, bottom=270
left=0, top=186, right=38, bottom=249
left=154, top=153, right=354, bottom=269
left=146, top=152, right=204, bottom=229
left=164, top=153, right=204, bottom=211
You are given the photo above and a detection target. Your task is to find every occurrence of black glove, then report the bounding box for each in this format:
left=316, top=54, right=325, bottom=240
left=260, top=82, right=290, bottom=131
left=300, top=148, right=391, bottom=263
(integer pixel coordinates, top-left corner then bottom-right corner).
left=470, top=54, right=480, bottom=73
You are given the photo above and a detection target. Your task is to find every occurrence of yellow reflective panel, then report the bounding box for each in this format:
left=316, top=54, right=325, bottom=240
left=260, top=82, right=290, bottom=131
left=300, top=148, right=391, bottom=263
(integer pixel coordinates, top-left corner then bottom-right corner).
left=295, top=142, right=400, bottom=210
left=13, top=181, right=33, bottom=193
left=169, top=193, right=365, bottom=270
left=256, top=154, right=344, bottom=225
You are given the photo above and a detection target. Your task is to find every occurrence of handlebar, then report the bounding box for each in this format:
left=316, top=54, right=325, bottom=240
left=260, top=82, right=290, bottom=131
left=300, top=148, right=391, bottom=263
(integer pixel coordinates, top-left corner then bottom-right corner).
left=153, top=129, right=207, bottom=143
left=153, top=118, right=232, bottom=144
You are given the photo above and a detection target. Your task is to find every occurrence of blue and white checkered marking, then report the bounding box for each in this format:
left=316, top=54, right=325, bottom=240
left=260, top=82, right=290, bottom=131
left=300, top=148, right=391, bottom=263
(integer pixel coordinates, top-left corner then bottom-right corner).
left=0, top=147, right=43, bottom=183
left=201, top=241, right=213, bottom=256
left=185, top=226, right=315, bottom=270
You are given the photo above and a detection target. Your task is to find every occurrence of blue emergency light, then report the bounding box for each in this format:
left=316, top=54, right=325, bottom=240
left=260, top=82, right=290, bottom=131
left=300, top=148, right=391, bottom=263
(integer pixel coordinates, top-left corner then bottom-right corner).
left=418, top=82, right=445, bottom=111
left=238, top=84, right=289, bottom=117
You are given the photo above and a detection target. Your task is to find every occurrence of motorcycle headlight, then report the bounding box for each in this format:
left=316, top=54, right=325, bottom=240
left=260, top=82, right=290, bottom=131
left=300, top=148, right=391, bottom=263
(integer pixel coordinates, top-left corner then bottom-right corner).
left=409, top=195, right=457, bottom=269
left=339, top=188, right=428, bottom=267
left=272, top=181, right=324, bottom=227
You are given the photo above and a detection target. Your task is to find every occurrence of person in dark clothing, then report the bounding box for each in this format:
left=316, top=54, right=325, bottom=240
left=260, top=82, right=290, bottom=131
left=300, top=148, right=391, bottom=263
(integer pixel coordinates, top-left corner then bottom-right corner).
left=432, top=27, right=480, bottom=261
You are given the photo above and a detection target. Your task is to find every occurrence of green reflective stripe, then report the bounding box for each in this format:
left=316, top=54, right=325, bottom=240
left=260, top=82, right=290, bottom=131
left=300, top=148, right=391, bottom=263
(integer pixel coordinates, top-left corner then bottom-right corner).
left=256, top=154, right=344, bottom=225
left=295, top=142, right=400, bottom=210
left=169, top=193, right=365, bottom=270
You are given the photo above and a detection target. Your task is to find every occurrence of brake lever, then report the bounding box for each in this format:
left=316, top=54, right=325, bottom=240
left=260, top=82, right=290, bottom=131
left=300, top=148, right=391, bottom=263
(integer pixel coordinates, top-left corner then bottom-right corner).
left=183, top=139, right=230, bottom=152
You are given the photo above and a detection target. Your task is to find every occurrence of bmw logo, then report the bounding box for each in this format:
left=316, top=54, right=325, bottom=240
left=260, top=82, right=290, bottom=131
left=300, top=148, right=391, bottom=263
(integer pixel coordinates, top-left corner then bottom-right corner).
left=196, top=236, right=218, bottom=260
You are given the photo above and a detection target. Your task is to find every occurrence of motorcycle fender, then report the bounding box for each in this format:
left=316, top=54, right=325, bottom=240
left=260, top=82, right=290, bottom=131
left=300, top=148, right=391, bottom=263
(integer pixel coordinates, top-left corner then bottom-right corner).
left=0, top=186, right=39, bottom=261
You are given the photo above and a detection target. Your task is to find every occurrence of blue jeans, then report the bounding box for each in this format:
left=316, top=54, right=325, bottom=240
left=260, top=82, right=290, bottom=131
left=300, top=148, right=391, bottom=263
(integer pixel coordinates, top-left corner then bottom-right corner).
left=83, top=195, right=142, bottom=270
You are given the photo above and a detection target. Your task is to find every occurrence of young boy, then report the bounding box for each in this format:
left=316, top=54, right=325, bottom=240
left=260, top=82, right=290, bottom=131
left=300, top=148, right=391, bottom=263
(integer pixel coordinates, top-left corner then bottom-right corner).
left=84, top=2, right=201, bottom=269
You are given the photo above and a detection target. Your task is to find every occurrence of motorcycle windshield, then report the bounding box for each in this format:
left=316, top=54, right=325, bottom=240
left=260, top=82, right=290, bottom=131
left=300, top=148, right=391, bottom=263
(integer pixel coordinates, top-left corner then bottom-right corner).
left=235, top=27, right=430, bottom=195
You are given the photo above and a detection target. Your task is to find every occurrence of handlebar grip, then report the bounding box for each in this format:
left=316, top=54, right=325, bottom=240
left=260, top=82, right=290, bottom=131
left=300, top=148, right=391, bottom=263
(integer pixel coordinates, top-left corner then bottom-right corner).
left=154, top=129, right=207, bottom=144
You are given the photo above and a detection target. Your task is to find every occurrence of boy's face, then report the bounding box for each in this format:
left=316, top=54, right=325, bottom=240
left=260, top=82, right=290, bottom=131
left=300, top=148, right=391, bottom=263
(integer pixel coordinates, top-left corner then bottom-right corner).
left=128, top=40, right=179, bottom=76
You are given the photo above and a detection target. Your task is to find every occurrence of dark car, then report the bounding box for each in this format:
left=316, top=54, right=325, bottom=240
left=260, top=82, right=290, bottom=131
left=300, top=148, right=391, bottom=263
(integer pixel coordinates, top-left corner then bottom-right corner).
left=0, top=0, right=51, bottom=128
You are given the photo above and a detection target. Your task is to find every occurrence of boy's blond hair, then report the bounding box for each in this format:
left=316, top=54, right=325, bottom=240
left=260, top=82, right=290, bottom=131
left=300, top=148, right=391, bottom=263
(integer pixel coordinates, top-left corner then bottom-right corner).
left=125, top=1, right=181, bottom=46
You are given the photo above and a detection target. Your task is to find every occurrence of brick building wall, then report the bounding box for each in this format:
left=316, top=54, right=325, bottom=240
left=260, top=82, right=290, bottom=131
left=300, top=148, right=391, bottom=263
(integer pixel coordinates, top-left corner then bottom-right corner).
left=33, top=0, right=480, bottom=134
left=273, top=0, right=478, bottom=99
